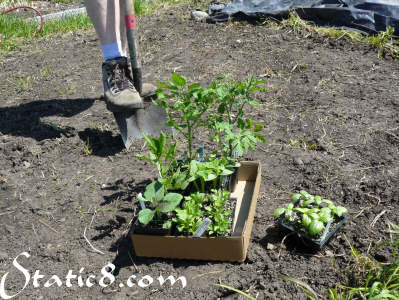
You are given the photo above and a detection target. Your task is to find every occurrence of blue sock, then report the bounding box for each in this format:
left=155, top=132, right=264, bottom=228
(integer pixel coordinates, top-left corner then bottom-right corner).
left=101, top=42, right=126, bottom=61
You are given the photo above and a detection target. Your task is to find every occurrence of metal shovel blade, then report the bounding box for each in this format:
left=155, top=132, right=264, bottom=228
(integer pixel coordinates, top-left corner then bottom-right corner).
left=114, top=101, right=172, bottom=150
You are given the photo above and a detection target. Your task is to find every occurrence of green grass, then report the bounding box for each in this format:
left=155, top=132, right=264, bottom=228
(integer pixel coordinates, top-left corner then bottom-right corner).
left=0, top=0, right=191, bottom=53
left=0, top=13, right=92, bottom=52
left=215, top=283, right=257, bottom=299
left=282, top=222, right=399, bottom=300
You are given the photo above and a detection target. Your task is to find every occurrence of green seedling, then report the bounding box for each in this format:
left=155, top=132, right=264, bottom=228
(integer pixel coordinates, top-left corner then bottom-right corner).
left=82, top=138, right=93, bottom=155
left=136, top=132, right=177, bottom=179
left=188, top=157, right=239, bottom=192
left=274, top=190, right=348, bottom=237
left=155, top=73, right=214, bottom=161
left=206, top=74, right=266, bottom=157
left=205, top=189, right=232, bottom=236
left=173, top=192, right=206, bottom=235
left=138, top=181, right=183, bottom=228
left=367, top=26, right=399, bottom=59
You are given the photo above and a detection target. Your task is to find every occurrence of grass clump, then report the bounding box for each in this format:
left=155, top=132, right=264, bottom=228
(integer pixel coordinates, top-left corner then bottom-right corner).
left=282, top=222, right=399, bottom=299
left=0, top=13, right=92, bottom=51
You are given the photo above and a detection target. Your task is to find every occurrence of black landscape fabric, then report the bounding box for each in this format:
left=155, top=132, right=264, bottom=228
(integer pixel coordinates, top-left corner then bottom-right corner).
left=208, top=0, right=399, bottom=35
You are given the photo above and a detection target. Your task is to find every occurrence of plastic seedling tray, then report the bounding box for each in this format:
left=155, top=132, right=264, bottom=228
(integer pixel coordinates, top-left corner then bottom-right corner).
left=275, top=199, right=348, bottom=248
left=276, top=215, right=347, bottom=248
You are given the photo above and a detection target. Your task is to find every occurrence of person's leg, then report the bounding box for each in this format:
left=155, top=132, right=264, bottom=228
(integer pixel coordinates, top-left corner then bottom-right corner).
left=84, top=0, right=141, bottom=111
left=85, top=0, right=127, bottom=60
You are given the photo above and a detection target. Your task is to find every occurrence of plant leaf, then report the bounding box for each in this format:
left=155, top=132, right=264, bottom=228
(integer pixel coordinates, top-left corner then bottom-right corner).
left=172, top=72, right=186, bottom=86
left=158, top=193, right=183, bottom=212
left=163, top=220, right=172, bottom=229
left=273, top=208, right=285, bottom=217
left=138, top=209, right=155, bottom=225
left=291, top=193, right=302, bottom=202
left=334, top=206, right=348, bottom=217
left=286, top=203, right=294, bottom=210
left=254, top=124, right=263, bottom=132
left=309, top=220, right=324, bottom=236
left=302, top=214, right=312, bottom=227
left=144, top=181, right=164, bottom=204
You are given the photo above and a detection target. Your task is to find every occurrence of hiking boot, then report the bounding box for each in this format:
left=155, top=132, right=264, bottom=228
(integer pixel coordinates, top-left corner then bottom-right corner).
left=102, top=57, right=144, bottom=112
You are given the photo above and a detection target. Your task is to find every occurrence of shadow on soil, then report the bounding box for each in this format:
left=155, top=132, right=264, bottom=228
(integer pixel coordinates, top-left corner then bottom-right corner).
left=260, top=225, right=320, bottom=256
left=0, top=97, right=95, bottom=140
left=110, top=234, right=227, bottom=277
left=78, top=128, right=124, bottom=157
left=100, top=179, right=151, bottom=206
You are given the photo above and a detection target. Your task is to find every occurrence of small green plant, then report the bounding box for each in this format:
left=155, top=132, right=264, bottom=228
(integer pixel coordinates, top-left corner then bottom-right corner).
left=156, top=73, right=214, bottom=161
left=274, top=190, right=348, bottom=237
left=368, top=26, right=399, bottom=59
left=207, top=74, right=266, bottom=157
left=14, top=74, right=32, bottom=92
left=173, top=189, right=233, bottom=236
left=188, top=157, right=239, bottom=192
left=173, top=192, right=205, bottom=235
left=136, top=132, right=177, bottom=178
left=138, top=181, right=183, bottom=228
left=205, top=189, right=232, bottom=236
left=82, top=138, right=93, bottom=155
left=290, top=136, right=316, bottom=151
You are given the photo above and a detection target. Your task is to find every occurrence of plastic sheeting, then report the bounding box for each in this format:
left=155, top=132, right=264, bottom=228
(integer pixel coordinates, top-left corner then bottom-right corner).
left=208, top=0, right=399, bottom=35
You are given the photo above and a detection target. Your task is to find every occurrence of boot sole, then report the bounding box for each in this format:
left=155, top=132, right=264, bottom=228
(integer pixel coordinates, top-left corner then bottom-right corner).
left=106, top=101, right=145, bottom=112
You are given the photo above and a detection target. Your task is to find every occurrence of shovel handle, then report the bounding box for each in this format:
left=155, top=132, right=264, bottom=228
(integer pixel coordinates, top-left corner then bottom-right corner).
left=123, top=0, right=142, bottom=94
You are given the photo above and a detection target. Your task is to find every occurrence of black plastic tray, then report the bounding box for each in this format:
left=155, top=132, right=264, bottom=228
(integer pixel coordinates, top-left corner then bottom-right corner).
left=275, top=203, right=348, bottom=248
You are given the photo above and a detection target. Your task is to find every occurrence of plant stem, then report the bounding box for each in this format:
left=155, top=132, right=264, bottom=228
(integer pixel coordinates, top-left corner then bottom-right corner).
left=193, top=180, right=200, bottom=192
left=201, top=178, right=205, bottom=193
left=187, top=121, right=192, bottom=161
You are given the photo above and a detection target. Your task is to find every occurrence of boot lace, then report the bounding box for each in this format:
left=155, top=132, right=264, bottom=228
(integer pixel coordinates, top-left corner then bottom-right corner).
left=109, top=63, right=135, bottom=94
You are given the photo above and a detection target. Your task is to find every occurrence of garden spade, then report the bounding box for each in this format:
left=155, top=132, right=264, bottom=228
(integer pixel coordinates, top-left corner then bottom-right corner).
left=113, top=0, right=171, bottom=150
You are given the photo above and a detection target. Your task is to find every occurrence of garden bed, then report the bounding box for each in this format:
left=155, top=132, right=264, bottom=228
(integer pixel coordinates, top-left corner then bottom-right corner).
left=0, top=3, right=398, bottom=299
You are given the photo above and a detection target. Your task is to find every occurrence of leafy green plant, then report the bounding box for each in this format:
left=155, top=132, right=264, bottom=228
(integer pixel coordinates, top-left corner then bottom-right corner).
left=274, top=190, right=348, bottom=237
left=136, top=132, right=177, bottom=179
left=187, top=157, right=239, bottom=192
left=174, top=189, right=233, bottom=236
left=367, top=26, right=399, bottom=59
left=205, top=189, right=233, bottom=236
left=207, top=74, right=266, bottom=157
left=155, top=73, right=214, bottom=161
left=173, top=192, right=206, bottom=235
left=138, top=181, right=183, bottom=229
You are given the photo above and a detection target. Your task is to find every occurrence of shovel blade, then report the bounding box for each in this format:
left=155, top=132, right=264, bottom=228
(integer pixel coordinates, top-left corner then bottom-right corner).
left=114, top=104, right=172, bottom=150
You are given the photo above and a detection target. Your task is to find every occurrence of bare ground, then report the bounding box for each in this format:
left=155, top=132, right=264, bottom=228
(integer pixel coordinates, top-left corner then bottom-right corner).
left=0, top=4, right=398, bottom=300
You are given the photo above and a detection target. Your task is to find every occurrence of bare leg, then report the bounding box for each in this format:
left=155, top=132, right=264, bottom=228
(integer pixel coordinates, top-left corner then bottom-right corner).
left=84, top=0, right=127, bottom=59
left=84, top=0, right=142, bottom=111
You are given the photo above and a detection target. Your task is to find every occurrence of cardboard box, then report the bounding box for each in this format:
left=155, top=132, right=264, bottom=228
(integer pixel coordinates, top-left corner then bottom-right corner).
left=130, top=161, right=261, bottom=262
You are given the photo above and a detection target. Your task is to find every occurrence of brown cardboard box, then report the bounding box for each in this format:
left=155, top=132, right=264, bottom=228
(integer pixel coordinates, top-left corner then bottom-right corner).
left=130, top=161, right=261, bottom=262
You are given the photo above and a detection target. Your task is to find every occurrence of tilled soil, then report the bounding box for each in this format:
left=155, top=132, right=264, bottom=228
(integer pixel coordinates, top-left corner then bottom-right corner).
left=0, top=4, right=398, bottom=300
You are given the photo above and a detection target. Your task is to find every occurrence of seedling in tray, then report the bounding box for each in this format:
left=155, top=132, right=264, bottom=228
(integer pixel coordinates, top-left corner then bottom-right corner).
left=137, top=180, right=183, bottom=230
left=274, top=190, right=348, bottom=246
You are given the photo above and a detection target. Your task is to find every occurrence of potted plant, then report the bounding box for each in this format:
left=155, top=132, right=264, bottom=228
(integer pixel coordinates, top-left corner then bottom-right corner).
left=273, top=190, right=348, bottom=247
